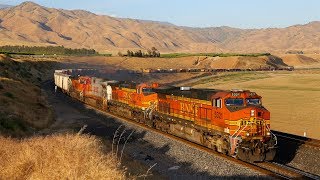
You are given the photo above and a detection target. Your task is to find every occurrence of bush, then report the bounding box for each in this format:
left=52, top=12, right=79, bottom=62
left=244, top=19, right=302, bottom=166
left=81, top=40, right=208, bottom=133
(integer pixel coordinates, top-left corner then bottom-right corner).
left=0, top=114, right=27, bottom=132
left=4, top=92, right=14, bottom=99
left=0, top=45, right=99, bottom=56
left=126, top=47, right=160, bottom=57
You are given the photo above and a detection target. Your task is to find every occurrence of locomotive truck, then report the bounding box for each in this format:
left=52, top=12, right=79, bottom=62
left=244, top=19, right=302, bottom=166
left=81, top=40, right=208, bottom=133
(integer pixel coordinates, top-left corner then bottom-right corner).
left=54, top=69, right=277, bottom=162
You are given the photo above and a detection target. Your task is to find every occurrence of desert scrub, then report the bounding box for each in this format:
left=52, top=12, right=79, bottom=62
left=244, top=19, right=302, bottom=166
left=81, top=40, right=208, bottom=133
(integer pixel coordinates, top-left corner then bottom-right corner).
left=0, top=114, right=28, bottom=135
left=0, top=134, right=126, bottom=179
left=3, top=92, right=14, bottom=99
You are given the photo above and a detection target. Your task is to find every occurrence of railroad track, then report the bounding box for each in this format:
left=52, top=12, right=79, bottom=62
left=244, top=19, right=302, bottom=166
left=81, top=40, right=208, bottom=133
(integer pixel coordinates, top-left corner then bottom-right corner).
left=80, top=102, right=319, bottom=179
left=272, top=130, right=320, bottom=149
left=265, top=162, right=320, bottom=179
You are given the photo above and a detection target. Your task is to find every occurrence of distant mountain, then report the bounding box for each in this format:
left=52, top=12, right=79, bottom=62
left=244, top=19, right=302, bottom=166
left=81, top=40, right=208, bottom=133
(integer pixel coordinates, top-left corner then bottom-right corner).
left=0, top=4, right=11, bottom=9
left=0, top=1, right=319, bottom=54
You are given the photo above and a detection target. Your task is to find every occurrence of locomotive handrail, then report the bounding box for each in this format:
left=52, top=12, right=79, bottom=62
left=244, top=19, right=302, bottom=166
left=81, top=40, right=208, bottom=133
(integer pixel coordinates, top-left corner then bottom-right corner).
left=263, top=119, right=277, bottom=146
left=235, top=124, right=248, bottom=138
left=231, top=123, right=248, bottom=138
left=231, top=124, right=241, bottom=138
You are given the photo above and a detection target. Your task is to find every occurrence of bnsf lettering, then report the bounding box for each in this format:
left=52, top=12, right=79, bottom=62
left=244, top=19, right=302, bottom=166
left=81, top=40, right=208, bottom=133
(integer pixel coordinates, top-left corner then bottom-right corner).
left=123, top=92, right=132, bottom=101
left=180, top=103, right=198, bottom=116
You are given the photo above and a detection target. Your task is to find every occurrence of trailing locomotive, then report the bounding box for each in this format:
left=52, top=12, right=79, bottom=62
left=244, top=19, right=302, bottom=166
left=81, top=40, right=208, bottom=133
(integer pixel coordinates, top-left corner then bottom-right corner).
left=54, top=69, right=277, bottom=162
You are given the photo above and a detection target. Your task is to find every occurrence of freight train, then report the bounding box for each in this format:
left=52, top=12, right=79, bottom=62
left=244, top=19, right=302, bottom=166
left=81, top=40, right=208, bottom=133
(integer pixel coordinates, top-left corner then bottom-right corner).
left=54, top=69, right=277, bottom=162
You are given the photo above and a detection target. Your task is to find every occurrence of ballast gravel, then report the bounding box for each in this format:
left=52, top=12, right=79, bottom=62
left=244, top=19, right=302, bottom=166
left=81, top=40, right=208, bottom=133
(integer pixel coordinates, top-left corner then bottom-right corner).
left=106, top=118, right=268, bottom=179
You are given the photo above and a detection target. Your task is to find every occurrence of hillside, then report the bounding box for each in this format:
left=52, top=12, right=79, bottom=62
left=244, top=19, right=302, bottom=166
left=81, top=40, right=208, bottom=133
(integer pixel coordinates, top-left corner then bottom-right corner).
left=0, top=54, right=56, bottom=136
left=0, top=2, right=320, bottom=54
left=278, top=54, right=320, bottom=67
left=63, top=55, right=289, bottom=71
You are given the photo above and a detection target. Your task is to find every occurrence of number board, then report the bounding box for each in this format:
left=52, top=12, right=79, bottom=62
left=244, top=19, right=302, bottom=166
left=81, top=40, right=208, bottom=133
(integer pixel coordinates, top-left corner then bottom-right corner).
left=231, top=92, right=240, bottom=97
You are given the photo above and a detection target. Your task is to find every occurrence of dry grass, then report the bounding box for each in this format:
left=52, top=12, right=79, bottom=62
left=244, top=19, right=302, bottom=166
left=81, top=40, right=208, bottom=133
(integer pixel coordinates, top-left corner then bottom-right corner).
left=180, top=71, right=271, bottom=87
left=278, top=54, right=320, bottom=67
left=0, top=133, right=126, bottom=179
left=192, top=70, right=320, bottom=139
left=60, top=55, right=277, bottom=71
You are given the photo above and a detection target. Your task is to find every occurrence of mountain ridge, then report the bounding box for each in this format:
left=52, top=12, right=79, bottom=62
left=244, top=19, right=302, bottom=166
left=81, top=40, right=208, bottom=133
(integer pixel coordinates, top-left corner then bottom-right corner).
left=0, top=2, right=319, bottom=54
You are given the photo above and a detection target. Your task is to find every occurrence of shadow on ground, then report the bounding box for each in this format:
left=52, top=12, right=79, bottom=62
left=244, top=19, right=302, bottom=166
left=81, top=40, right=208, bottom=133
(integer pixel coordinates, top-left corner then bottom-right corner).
left=272, top=131, right=305, bottom=164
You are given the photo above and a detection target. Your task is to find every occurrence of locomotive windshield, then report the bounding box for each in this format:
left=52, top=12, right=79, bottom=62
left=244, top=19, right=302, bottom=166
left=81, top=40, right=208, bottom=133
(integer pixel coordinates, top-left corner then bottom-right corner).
left=246, top=98, right=261, bottom=106
left=225, top=98, right=244, bottom=106
left=142, top=88, right=153, bottom=93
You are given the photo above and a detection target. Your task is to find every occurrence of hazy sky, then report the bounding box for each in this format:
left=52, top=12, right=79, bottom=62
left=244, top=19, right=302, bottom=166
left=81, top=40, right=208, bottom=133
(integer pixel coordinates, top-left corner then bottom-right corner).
left=2, top=0, right=320, bottom=28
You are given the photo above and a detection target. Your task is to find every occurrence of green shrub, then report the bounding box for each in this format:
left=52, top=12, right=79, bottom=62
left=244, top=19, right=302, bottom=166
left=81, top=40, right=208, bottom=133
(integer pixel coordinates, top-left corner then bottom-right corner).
left=0, top=45, right=99, bottom=56
left=4, top=92, right=14, bottom=99
left=0, top=115, right=27, bottom=132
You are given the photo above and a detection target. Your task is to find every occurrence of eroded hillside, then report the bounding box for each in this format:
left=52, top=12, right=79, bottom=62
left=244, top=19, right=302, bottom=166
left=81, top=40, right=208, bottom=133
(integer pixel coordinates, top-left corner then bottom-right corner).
left=0, top=2, right=320, bottom=54
left=0, top=54, right=57, bottom=136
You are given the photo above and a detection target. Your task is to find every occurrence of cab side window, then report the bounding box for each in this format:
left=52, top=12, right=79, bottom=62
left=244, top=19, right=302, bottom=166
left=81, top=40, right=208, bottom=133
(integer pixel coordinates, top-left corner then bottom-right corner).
left=212, top=98, right=222, bottom=108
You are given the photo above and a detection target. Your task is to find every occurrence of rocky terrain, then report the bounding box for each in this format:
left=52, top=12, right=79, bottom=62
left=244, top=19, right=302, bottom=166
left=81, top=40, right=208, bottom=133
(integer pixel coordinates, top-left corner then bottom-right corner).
left=0, top=2, right=320, bottom=54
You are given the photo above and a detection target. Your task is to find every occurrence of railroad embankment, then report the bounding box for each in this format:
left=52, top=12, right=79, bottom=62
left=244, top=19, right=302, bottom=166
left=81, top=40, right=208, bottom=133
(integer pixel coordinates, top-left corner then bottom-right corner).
left=0, top=54, right=57, bottom=136
left=0, top=54, right=146, bottom=179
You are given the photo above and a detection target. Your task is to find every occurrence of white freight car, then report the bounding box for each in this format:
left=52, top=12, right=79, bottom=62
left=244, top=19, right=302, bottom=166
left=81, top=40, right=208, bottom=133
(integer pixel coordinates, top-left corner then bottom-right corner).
left=54, top=70, right=71, bottom=92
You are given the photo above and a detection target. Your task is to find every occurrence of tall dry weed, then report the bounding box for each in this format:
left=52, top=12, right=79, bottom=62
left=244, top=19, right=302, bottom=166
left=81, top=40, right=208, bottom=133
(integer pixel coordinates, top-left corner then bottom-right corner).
left=0, top=134, right=125, bottom=179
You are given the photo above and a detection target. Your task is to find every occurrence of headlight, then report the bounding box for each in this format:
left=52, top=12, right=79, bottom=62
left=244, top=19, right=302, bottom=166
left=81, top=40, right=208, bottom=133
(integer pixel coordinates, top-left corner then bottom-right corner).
left=250, top=110, right=255, bottom=117
left=267, top=132, right=271, bottom=136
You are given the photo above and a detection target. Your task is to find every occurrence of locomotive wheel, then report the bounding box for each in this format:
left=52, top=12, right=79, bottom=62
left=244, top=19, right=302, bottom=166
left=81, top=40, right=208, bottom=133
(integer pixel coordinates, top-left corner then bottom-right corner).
left=237, top=148, right=251, bottom=162
left=265, top=148, right=276, bottom=161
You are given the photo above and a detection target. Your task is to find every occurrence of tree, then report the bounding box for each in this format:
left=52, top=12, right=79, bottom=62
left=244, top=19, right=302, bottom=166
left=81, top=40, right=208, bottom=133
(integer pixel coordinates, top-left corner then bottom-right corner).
left=134, top=50, right=143, bottom=57
left=151, top=47, right=160, bottom=57
left=147, top=49, right=152, bottom=57
left=127, top=50, right=132, bottom=57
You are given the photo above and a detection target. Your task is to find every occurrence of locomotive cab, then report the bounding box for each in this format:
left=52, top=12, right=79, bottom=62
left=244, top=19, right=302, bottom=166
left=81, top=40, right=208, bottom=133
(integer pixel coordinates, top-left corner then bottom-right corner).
left=136, top=83, right=159, bottom=95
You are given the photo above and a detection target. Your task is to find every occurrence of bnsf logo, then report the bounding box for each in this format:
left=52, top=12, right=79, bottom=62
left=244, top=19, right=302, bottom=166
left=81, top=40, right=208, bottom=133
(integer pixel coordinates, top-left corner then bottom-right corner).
left=122, top=91, right=132, bottom=101
left=180, top=102, right=198, bottom=116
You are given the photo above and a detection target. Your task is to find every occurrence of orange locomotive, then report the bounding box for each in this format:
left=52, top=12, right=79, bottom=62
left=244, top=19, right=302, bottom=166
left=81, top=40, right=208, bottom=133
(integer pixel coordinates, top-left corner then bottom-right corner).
left=70, top=76, right=114, bottom=110
left=152, top=86, right=276, bottom=162
left=108, top=82, right=159, bottom=126
left=54, top=70, right=276, bottom=162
